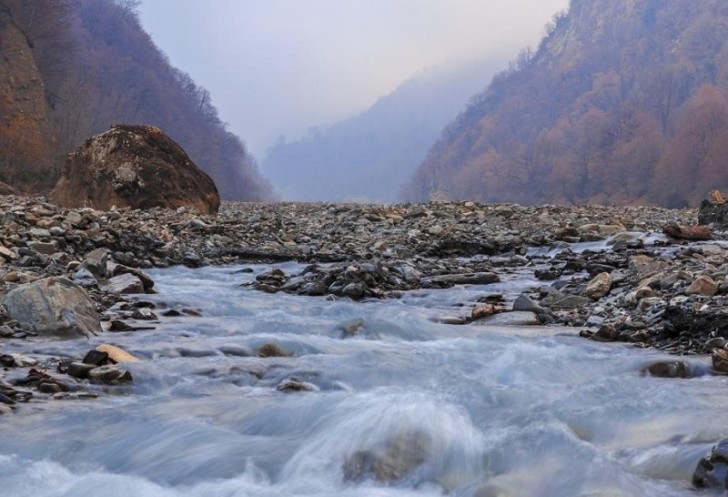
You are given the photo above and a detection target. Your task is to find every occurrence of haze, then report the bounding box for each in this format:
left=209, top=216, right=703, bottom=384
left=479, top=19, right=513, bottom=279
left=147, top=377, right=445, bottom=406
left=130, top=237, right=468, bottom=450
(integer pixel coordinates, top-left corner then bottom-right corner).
left=138, top=0, right=568, bottom=158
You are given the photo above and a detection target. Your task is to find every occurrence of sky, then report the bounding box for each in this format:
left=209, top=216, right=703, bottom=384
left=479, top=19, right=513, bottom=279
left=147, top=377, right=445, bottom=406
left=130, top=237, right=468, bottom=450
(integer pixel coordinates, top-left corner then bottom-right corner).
left=138, top=0, right=569, bottom=159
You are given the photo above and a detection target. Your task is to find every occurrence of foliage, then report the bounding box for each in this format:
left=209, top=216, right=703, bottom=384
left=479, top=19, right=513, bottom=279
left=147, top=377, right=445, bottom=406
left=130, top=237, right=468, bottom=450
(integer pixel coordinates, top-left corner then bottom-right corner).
left=0, top=0, right=272, bottom=199
left=403, top=0, right=728, bottom=207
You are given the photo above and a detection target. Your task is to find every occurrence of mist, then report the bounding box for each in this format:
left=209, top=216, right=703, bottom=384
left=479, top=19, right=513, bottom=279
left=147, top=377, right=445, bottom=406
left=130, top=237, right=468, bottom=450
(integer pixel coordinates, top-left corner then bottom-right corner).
left=138, top=0, right=569, bottom=160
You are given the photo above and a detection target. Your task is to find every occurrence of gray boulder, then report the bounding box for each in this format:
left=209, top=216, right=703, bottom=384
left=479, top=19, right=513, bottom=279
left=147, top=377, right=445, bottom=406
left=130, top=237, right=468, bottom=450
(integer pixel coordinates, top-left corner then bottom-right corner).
left=3, top=277, right=101, bottom=338
left=694, top=439, right=728, bottom=489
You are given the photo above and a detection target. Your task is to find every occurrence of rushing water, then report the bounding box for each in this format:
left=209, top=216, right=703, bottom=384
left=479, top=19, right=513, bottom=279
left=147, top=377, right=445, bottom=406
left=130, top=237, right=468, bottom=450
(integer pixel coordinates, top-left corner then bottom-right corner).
left=1, top=262, right=727, bottom=497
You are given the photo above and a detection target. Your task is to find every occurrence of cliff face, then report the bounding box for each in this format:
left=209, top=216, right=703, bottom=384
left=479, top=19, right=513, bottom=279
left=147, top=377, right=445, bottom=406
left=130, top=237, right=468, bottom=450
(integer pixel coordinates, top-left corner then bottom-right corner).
left=0, top=4, right=56, bottom=189
left=403, top=0, right=728, bottom=208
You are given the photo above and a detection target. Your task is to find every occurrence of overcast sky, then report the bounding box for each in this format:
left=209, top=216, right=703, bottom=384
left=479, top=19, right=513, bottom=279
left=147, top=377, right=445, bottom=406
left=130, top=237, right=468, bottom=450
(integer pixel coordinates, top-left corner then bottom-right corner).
left=138, top=0, right=569, bottom=158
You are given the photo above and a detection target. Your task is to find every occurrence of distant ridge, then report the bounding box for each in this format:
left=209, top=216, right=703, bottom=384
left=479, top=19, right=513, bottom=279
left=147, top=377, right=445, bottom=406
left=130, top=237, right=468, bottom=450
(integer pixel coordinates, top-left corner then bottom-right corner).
left=404, top=0, right=728, bottom=208
left=262, top=56, right=507, bottom=202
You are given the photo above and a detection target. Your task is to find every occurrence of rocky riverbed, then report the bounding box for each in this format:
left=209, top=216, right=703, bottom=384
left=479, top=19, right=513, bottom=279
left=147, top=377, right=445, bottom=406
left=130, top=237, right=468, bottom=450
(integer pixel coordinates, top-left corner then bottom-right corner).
left=2, top=195, right=728, bottom=353
left=6, top=194, right=728, bottom=490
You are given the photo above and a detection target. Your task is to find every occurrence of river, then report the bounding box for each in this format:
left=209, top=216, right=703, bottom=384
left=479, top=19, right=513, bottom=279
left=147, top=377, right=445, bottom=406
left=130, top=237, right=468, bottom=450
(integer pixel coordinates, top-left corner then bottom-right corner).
left=1, top=262, right=726, bottom=496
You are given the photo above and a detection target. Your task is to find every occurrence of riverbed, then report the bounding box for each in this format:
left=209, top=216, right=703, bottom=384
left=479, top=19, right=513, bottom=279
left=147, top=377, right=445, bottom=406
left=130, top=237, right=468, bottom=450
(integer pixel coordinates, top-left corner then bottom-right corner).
left=1, top=262, right=726, bottom=496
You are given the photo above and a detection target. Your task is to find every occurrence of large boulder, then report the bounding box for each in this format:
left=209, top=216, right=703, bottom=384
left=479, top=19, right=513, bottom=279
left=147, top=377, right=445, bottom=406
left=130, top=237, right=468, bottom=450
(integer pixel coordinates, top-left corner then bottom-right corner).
left=2, top=277, right=101, bottom=338
left=50, top=124, right=220, bottom=215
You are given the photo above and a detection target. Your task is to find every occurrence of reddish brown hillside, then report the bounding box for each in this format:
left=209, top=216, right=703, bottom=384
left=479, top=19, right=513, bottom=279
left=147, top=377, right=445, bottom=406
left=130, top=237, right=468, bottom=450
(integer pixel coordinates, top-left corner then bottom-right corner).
left=403, top=0, right=728, bottom=208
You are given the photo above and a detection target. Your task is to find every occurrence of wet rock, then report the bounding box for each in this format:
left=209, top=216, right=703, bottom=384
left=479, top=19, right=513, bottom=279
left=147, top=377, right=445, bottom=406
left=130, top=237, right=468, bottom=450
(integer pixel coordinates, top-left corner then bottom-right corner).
left=591, top=324, right=619, bottom=342
left=67, top=361, right=96, bottom=379
left=3, top=277, right=101, bottom=338
left=256, top=343, right=289, bottom=358
left=96, top=344, right=140, bottom=363
left=276, top=378, right=317, bottom=392
left=693, top=438, right=728, bottom=490
left=426, top=272, right=499, bottom=286
left=82, top=350, right=109, bottom=366
left=50, top=124, right=221, bottom=215
left=343, top=430, right=432, bottom=484
left=87, top=365, right=133, bottom=383
left=712, top=349, right=728, bottom=374
left=640, top=360, right=695, bottom=378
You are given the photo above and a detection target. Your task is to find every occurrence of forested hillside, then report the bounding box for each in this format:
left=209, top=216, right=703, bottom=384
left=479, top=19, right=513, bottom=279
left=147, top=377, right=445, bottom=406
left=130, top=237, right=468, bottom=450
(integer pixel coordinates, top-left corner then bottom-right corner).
left=403, top=0, right=728, bottom=208
left=0, top=0, right=272, bottom=200
left=263, top=57, right=506, bottom=202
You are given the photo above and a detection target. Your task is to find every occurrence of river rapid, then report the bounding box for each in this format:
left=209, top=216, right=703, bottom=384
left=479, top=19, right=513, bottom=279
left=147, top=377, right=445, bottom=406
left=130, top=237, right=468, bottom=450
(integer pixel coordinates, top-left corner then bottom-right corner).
left=1, top=262, right=727, bottom=497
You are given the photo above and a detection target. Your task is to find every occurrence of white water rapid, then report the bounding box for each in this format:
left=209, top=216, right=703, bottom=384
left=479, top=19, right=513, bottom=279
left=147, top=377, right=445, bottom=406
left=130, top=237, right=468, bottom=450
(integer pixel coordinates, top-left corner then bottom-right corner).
left=1, top=263, right=726, bottom=496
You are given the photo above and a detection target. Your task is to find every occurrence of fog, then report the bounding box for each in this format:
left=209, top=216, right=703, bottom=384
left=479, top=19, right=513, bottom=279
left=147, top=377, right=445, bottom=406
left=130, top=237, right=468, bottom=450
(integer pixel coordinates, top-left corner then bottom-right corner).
left=138, top=0, right=569, bottom=158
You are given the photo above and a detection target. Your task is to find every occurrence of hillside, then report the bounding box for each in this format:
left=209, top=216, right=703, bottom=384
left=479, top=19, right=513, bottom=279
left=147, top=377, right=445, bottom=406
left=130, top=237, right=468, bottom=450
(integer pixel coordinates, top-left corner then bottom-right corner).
left=403, top=0, right=728, bottom=208
left=262, top=57, right=506, bottom=202
left=0, top=0, right=272, bottom=200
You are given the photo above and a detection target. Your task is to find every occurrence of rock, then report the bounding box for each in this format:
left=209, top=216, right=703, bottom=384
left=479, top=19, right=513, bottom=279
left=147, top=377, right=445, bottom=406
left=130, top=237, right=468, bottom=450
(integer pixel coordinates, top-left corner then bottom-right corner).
left=699, top=192, right=728, bottom=228
left=512, top=294, right=546, bottom=315
left=663, top=224, right=712, bottom=241
left=103, top=273, right=144, bottom=294
left=67, top=361, right=96, bottom=379
left=343, top=430, right=432, bottom=484
left=82, top=350, right=109, bottom=366
left=640, top=361, right=695, bottom=378
left=712, top=349, right=728, bottom=374
left=50, top=124, right=221, bottom=215
left=693, top=438, right=728, bottom=490
left=87, top=365, right=133, bottom=383
left=256, top=343, right=288, bottom=358
left=476, top=311, right=540, bottom=326
left=276, top=378, right=317, bottom=392
left=80, top=248, right=109, bottom=279
left=591, top=324, right=619, bottom=342
left=541, top=291, right=592, bottom=310
left=426, top=272, right=500, bottom=286
left=2, top=277, right=101, bottom=338
left=471, top=304, right=503, bottom=321
left=96, top=344, right=141, bottom=363
left=585, top=272, right=612, bottom=299
left=686, top=275, right=718, bottom=297
left=341, top=281, right=367, bottom=300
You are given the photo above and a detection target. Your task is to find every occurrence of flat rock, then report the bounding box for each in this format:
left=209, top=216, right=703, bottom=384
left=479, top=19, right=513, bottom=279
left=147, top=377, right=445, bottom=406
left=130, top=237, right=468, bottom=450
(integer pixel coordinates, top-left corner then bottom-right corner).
left=476, top=311, right=540, bottom=326
left=103, top=273, right=144, bottom=295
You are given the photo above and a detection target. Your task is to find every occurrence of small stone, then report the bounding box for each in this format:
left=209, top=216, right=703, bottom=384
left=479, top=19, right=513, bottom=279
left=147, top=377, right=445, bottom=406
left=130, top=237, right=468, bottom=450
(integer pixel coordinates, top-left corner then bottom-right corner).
left=585, top=272, right=612, bottom=299
left=257, top=343, right=288, bottom=358
left=712, top=348, right=728, bottom=374
left=83, top=350, right=109, bottom=366
left=686, top=275, right=718, bottom=297
left=592, top=324, right=619, bottom=342
left=641, top=361, right=695, bottom=378
left=104, top=273, right=144, bottom=294
left=471, top=304, right=502, bottom=321
left=87, top=365, right=133, bottom=383
left=276, top=378, right=316, bottom=392
left=512, top=294, right=546, bottom=315
left=67, top=361, right=96, bottom=379
left=96, top=344, right=140, bottom=363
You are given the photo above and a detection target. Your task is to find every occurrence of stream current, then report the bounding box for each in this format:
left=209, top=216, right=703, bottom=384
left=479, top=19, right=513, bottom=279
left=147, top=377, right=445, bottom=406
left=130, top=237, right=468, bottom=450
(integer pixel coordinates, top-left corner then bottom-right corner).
left=1, top=261, right=727, bottom=496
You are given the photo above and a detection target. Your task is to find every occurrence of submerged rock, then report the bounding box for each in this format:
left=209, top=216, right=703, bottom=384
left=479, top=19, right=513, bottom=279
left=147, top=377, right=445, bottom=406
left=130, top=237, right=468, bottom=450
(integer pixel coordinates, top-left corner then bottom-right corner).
left=342, top=430, right=432, bottom=484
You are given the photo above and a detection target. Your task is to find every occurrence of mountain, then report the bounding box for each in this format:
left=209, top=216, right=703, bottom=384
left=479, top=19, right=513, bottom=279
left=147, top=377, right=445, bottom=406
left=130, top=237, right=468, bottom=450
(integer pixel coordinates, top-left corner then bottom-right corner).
left=403, top=0, right=728, bottom=208
left=262, top=56, right=507, bottom=202
left=0, top=0, right=272, bottom=200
